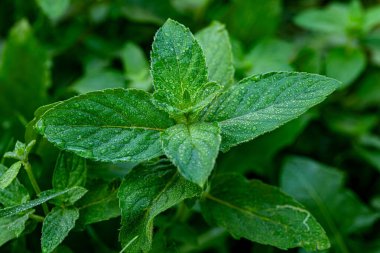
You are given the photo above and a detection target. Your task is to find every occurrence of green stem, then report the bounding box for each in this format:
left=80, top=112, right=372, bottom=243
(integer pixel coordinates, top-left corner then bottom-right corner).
left=23, top=162, right=49, bottom=215
left=29, top=213, right=45, bottom=222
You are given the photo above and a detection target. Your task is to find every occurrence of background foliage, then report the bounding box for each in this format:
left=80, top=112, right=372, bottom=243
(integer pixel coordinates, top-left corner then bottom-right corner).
left=1, top=0, right=380, bottom=252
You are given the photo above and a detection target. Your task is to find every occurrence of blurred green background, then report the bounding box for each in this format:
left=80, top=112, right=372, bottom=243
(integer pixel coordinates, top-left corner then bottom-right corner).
left=1, top=0, right=380, bottom=252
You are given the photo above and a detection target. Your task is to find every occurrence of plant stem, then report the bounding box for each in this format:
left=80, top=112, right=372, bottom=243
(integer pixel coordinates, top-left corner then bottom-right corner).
left=23, top=161, right=49, bottom=215
left=29, top=213, right=45, bottom=222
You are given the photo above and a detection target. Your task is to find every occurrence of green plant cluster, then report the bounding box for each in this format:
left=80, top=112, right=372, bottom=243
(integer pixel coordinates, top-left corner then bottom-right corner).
left=0, top=0, right=380, bottom=253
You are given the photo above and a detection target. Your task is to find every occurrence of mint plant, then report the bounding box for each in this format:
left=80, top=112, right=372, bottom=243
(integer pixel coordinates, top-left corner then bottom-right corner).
left=0, top=18, right=341, bottom=252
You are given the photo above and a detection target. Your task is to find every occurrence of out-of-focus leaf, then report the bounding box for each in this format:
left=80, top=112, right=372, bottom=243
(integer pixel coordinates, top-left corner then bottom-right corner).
left=245, top=39, right=295, bottom=75
left=36, top=0, right=70, bottom=21
left=201, top=174, right=330, bottom=251
left=325, top=47, right=366, bottom=87
left=0, top=19, right=50, bottom=119
left=347, top=72, right=380, bottom=109
left=281, top=157, right=380, bottom=253
left=364, top=5, right=380, bottom=32
left=71, top=70, right=125, bottom=94
left=0, top=210, right=33, bottom=246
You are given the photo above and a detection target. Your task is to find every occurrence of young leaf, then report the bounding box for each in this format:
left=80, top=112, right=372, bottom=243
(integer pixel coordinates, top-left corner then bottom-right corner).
left=0, top=210, right=33, bottom=247
left=201, top=174, right=330, bottom=251
left=281, top=156, right=380, bottom=252
left=196, top=22, right=234, bottom=87
left=0, top=187, right=81, bottom=218
left=77, top=180, right=120, bottom=227
left=41, top=207, right=79, bottom=253
left=118, top=164, right=201, bottom=252
left=202, top=72, right=340, bottom=151
left=35, top=89, right=174, bottom=162
left=161, top=122, right=221, bottom=186
left=0, top=164, right=30, bottom=207
left=151, top=19, right=221, bottom=114
left=0, top=161, right=22, bottom=189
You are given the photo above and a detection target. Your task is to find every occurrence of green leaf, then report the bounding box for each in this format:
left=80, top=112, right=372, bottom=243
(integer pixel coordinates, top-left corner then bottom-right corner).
left=364, top=5, right=380, bottom=32
left=196, top=21, right=234, bottom=87
left=161, top=122, right=221, bottom=186
left=245, top=39, right=295, bottom=75
left=36, top=88, right=174, bottom=162
left=36, top=0, right=70, bottom=21
left=120, top=42, right=152, bottom=91
left=281, top=157, right=380, bottom=252
left=49, top=187, right=88, bottom=206
left=77, top=180, right=120, bottom=227
left=41, top=207, right=79, bottom=253
left=118, top=164, right=201, bottom=252
left=53, top=152, right=87, bottom=190
left=0, top=19, right=50, bottom=119
left=0, top=187, right=81, bottom=218
left=325, top=47, right=366, bottom=87
left=4, top=140, right=36, bottom=161
left=201, top=174, right=330, bottom=251
left=0, top=210, right=33, bottom=246
left=0, top=161, right=22, bottom=189
left=151, top=19, right=221, bottom=115
left=202, top=72, right=340, bottom=151
left=0, top=164, right=30, bottom=207
left=294, top=3, right=349, bottom=34
left=71, top=70, right=125, bottom=94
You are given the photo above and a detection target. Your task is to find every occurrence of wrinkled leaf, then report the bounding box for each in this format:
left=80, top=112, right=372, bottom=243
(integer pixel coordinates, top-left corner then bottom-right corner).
left=161, top=122, right=221, bottom=186
left=36, top=89, right=174, bottom=162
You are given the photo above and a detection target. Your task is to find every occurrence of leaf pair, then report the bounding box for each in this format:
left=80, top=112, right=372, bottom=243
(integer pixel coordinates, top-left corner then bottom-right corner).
left=34, top=19, right=340, bottom=188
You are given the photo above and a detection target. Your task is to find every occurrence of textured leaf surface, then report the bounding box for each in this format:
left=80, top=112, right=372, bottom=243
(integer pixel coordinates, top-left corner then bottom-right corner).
left=196, top=22, right=234, bottom=87
left=0, top=210, right=33, bottom=246
left=0, top=165, right=29, bottom=207
left=281, top=156, right=380, bottom=253
left=161, top=122, right=221, bottom=186
left=202, top=72, right=340, bottom=151
left=0, top=187, right=80, bottom=218
left=77, top=181, right=120, bottom=227
left=41, top=207, right=79, bottom=253
left=36, top=89, right=174, bottom=162
left=0, top=20, right=50, bottom=119
left=151, top=19, right=220, bottom=114
left=201, top=174, right=330, bottom=251
left=118, top=164, right=201, bottom=252
left=0, top=161, right=22, bottom=189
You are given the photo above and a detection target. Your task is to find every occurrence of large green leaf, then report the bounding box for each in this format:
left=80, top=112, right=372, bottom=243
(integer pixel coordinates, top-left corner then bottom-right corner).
left=281, top=157, right=380, bottom=253
left=0, top=210, right=33, bottom=246
left=202, top=72, right=340, bottom=151
left=118, top=164, right=201, bottom=252
left=36, top=88, right=174, bottom=162
left=161, top=122, right=221, bottom=186
left=41, top=207, right=79, bottom=253
left=53, top=152, right=87, bottom=190
left=0, top=19, right=50, bottom=119
left=196, top=22, right=234, bottom=87
left=151, top=19, right=220, bottom=115
left=0, top=164, right=30, bottom=207
left=201, top=174, right=330, bottom=251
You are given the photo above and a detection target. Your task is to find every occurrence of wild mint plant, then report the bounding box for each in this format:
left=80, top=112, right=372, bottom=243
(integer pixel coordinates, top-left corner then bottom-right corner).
left=0, top=19, right=341, bottom=252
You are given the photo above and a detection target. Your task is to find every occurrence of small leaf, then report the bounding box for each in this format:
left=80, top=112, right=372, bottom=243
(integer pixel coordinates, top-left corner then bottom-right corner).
left=0, top=164, right=30, bottom=206
left=201, top=174, right=330, bottom=251
left=77, top=180, right=120, bottom=227
left=36, top=88, right=174, bottom=162
left=41, top=207, right=79, bottom=253
left=0, top=187, right=81, bottom=218
left=36, top=0, right=70, bottom=21
left=161, top=122, right=221, bottom=186
left=151, top=19, right=221, bottom=115
left=0, top=210, right=33, bottom=247
left=196, top=21, right=234, bottom=87
left=202, top=72, right=340, bottom=151
left=325, top=47, right=366, bottom=87
left=0, top=161, right=22, bottom=189
left=118, top=164, right=201, bottom=252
